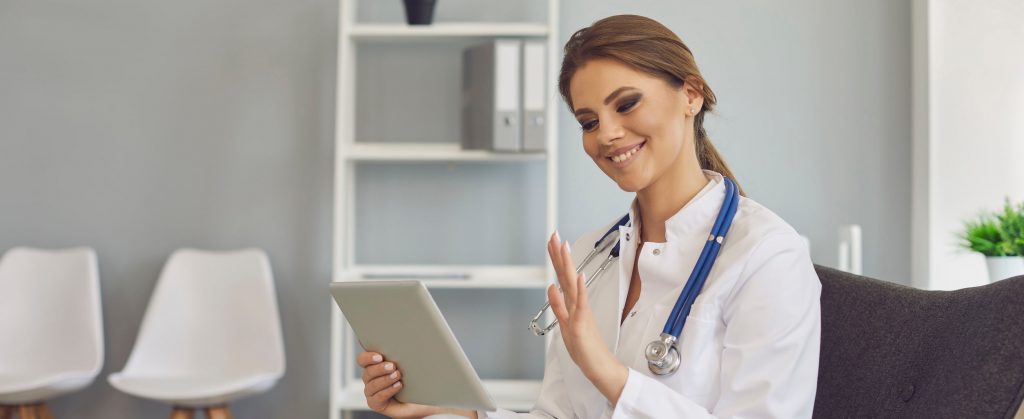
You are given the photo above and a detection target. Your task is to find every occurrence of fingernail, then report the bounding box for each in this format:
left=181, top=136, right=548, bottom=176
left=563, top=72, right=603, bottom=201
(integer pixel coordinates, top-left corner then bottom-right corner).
left=563, top=241, right=571, bottom=253
left=384, top=363, right=394, bottom=371
left=393, top=382, right=402, bottom=388
left=390, top=371, right=398, bottom=379
left=555, top=230, right=561, bottom=241
left=372, top=354, right=382, bottom=363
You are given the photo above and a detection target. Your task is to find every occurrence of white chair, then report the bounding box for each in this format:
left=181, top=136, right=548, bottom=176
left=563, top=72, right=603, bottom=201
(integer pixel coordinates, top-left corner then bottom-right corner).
left=0, top=247, right=104, bottom=418
left=108, top=249, right=285, bottom=419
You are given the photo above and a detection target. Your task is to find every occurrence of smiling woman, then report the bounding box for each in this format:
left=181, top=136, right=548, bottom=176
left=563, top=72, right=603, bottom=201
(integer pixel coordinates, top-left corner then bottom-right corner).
left=355, top=14, right=822, bottom=419
left=559, top=14, right=745, bottom=198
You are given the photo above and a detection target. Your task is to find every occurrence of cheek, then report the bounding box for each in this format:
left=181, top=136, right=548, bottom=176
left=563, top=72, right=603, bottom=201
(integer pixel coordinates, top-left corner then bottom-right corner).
left=630, top=108, right=672, bottom=138
left=582, top=134, right=601, bottom=160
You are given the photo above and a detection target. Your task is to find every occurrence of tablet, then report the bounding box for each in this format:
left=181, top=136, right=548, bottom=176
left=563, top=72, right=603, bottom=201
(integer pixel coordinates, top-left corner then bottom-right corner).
left=330, top=280, right=497, bottom=411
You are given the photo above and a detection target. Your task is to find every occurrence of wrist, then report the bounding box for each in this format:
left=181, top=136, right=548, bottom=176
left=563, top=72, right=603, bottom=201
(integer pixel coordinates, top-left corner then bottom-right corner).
left=586, top=355, right=629, bottom=406
left=433, top=406, right=478, bottom=419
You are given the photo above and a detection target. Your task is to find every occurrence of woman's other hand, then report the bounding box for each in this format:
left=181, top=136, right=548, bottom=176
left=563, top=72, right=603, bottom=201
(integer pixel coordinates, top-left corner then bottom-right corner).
left=357, top=351, right=478, bottom=419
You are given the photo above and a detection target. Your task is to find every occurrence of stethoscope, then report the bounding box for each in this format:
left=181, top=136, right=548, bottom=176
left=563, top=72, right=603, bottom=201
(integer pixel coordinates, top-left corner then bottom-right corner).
left=528, top=177, right=740, bottom=376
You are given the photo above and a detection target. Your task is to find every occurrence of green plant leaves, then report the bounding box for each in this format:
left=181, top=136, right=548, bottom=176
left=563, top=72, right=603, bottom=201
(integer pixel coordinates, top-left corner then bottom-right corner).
left=961, top=198, right=1024, bottom=257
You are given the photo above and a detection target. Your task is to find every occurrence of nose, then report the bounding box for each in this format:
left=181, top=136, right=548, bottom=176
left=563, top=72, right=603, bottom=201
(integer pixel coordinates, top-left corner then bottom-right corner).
left=595, top=116, right=625, bottom=146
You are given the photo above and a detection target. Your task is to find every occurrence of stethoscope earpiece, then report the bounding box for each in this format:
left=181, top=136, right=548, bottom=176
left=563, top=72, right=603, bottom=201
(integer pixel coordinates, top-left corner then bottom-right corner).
left=645, top=333, right=681, bottom=375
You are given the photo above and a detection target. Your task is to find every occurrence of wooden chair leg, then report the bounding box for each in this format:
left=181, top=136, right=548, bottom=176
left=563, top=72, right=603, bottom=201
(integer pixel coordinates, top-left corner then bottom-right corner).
left=170, top=407, right=194, bottom=419
left=0, top=405, right=13, bottom=419
left=204, top=406, right=232, bottom=419
left=37, top=403, right=53, bottom=419
left=18, top=404, right=39, bottom=419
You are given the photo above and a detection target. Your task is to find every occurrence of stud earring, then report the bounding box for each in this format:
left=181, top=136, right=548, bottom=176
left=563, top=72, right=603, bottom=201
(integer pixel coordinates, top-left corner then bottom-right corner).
left=690, top=107, right=697, bottom=114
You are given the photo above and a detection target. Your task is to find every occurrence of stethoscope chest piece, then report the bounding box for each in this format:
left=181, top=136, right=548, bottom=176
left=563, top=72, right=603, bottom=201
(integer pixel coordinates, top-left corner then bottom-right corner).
left=529, top=177, right=740, bottom=378
left=645, top=333, right=681, bottom=375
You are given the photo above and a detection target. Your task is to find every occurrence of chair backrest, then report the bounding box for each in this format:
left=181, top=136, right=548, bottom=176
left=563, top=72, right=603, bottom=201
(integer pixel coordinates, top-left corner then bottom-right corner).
left=0, top=247, right=103, bottom=376
left=120, top=248, right=285, bottom=378
left=813, top=265, right=1024, bottom=419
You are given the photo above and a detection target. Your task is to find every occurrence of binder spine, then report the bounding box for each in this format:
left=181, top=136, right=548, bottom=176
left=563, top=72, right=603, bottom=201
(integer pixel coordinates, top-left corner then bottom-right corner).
left=521, top=40, right=547, bottom=152
left=492, top=39, right=521, bottom=152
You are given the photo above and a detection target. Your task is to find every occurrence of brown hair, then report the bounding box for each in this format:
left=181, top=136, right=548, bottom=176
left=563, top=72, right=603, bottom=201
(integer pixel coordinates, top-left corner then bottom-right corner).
left=558, top=14, right=745, bottom=196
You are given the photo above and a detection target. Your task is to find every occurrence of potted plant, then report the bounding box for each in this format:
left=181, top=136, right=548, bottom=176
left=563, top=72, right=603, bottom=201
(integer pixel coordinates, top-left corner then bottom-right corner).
left=960, top=198, right=1024, bottom=282
left=402, top=0, right=438, bottom=25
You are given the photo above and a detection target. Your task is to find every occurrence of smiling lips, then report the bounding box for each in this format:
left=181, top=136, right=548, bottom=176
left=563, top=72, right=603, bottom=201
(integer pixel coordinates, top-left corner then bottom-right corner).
left=607, top=141, right=646, bottom=166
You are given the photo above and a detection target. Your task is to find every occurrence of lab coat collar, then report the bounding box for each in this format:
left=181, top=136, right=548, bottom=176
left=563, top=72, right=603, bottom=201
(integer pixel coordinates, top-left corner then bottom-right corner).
left=625, top=170, right=725, bottom=243
left=605, top=170, right=724, bottom=354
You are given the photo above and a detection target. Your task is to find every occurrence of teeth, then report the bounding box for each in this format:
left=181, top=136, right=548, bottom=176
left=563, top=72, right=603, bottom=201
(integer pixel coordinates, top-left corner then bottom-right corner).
left=611, top=144, right=642, bottom=163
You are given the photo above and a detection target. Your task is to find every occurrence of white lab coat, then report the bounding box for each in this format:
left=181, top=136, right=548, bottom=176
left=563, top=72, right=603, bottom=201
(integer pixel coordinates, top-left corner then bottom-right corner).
left=483, top=170, right=821, bottom=419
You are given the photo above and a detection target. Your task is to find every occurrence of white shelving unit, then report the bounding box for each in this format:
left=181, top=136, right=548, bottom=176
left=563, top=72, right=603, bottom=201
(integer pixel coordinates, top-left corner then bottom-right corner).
left=329, top=1, right=560, bottom=418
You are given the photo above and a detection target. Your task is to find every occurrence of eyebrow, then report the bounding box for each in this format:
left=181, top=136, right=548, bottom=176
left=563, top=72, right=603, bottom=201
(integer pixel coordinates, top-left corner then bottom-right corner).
left=573, top=86, right=639, bottom=117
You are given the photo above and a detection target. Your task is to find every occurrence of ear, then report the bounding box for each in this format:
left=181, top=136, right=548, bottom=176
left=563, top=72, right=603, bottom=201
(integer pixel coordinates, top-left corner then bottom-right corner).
left=682, top=77, right=705, bottom=114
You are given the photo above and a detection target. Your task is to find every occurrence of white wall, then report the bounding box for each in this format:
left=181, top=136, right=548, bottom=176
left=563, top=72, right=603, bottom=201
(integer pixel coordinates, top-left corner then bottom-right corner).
left=556, top=0, right=912, bottom=282
left=914, top=0, right=1024, bottom=290
left=0, top=0, right=915, bottom=417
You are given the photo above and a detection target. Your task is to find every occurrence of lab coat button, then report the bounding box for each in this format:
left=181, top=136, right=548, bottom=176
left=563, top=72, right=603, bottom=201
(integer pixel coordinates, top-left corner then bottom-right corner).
left=625, top=233, right=630, bottom=241
left=653, top=249, right=661, bottom=256
left=630, top=311, right=637, bottom=317
left=901, top=384, right=915, bottom=402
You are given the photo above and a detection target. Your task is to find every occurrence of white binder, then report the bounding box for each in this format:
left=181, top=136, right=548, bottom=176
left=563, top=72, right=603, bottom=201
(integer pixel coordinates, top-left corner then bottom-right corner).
left=461, top=39, right=522, bottom=152
left=521, top=40, right=547, bottom=152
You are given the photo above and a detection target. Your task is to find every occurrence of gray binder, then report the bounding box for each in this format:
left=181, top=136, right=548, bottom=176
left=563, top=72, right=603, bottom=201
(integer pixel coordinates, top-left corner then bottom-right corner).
left=521, top=40, right=547, bottom=152
left=462, top=39, right=522, bottom=152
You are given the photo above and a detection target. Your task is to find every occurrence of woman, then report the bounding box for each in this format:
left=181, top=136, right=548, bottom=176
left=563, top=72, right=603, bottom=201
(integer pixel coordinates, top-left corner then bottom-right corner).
left=357, top=14, right=821, bottom=418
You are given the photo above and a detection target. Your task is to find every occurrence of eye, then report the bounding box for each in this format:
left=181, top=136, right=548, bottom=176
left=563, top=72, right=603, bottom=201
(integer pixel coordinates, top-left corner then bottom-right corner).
left=617, top=96, right=640, bottom=113
left=579, top=120, right=598, bottom=132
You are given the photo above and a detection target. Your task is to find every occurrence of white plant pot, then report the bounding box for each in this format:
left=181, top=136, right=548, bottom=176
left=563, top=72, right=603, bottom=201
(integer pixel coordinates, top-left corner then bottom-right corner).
left=985, top=256, right=1024, bottom=282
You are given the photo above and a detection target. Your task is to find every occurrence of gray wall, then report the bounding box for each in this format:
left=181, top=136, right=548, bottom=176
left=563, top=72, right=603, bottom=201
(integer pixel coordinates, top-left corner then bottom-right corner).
left=554, top=1, right=912, bottom=281
left=0, top=0, right=910, bottom=418
left=0, top=0, right=337, bottom=417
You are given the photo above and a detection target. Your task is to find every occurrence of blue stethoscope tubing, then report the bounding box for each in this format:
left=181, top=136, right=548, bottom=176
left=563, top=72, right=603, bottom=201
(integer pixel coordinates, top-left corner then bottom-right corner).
left=664, top=176, right=739, bottom=337
left=527, top=177, right=740, bottom=376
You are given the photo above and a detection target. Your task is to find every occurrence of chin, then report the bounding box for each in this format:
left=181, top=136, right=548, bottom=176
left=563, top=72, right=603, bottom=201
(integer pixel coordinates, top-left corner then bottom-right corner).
left=612, top=175, right=648, bottom=193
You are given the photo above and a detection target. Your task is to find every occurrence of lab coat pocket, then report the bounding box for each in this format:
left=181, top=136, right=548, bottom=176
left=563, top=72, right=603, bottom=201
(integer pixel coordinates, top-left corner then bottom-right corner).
left=667, top=304, right=723, bottom=405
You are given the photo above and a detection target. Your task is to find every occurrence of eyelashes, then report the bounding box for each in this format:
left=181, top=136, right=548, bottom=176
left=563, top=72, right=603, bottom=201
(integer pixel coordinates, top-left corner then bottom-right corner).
left=577, top=95, right=641, bottom=132
left=617, top=98, right=638, bottom=113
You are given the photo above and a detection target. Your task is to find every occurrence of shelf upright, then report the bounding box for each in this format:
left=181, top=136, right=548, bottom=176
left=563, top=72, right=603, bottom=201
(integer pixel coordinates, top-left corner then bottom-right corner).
left=330, top=1, right=560, bottom=417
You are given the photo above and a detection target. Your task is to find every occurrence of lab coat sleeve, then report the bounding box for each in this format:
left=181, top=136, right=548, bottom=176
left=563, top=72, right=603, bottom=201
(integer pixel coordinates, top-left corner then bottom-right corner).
left=477, top=329, right=573, bottom=419
left=611, top=231, right=822, bottom=419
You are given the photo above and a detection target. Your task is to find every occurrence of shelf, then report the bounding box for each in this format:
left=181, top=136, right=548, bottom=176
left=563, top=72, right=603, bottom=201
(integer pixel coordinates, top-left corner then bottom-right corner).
left=338, top=265, right=550, bottom=289
left=336, top=379, right=543, bottom=412
left=342, top=143, right=546, bottom=162
left=332, top=2, right=559, bottom=417
left=349, top=23, right=549, bottom=40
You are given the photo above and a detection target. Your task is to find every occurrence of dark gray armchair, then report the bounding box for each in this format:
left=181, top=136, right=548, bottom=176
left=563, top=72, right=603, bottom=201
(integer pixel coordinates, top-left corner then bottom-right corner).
left=813, top=265, right=1024, bottom=418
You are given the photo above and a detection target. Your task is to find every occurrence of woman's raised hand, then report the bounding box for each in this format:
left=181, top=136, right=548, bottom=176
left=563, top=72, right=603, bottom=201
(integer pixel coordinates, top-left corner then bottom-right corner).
left=546, top=231, right=629, bottom=404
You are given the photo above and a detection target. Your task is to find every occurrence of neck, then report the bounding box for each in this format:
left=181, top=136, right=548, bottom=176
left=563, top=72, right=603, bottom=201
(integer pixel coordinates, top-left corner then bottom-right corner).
left=635, top=152, right=708, bottom=243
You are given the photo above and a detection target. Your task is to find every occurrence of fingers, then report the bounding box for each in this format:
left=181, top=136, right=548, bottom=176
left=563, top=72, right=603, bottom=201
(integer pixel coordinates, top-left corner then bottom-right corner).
left=367, top=379, right=403, bottom=411
left=547, top=284, right=568, bottom=327
left=548, top=232, right=577, bottom=310
left=575, top=272, right=590, bottom=312
left=365, top=368, right=403, bottom=399
left=357, top=351, right=384, bottom=368
left=559, top=240, right=579, bottom=313
left=360, top=357, right=403, bottom=412
left=547, top=231, right=564, bottom=276
left=362, top=360, right=398, bottom=383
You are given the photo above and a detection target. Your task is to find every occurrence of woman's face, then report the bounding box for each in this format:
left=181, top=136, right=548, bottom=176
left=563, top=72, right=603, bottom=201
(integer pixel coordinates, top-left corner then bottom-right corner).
left=569, top=58, right=702, bottom=193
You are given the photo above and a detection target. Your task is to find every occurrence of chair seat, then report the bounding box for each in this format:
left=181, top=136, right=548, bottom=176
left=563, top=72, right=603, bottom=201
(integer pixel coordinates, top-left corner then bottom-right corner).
left=107, top=372, right=282, bottom=407
left=0, top=371, right=98, bottom=404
